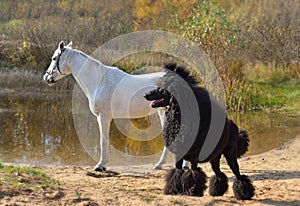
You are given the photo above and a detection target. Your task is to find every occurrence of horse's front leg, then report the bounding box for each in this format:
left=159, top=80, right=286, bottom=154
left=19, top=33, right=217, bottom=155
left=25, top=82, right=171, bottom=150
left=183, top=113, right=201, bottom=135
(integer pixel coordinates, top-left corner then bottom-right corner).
left=154, top=110, right=168, bottom=170
left=153, top=146, right=168, bottom=170
left=94, top=114, right=111, bottom=172
left=154, top=147, right=189, bottom=170
left=155, top=110, right=189, bottom=170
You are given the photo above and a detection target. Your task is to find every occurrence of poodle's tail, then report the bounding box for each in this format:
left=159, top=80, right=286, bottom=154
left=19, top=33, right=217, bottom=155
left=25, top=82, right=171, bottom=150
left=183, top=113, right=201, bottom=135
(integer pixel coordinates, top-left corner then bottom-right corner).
left=230, top=119, right=249, bottom=158
left=236, top=130, right=249, bottom=158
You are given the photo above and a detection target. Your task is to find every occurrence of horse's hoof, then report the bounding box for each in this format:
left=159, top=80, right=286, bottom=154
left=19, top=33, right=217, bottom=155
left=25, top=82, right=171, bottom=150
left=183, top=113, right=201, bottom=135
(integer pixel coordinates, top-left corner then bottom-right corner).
left=153, top=164, right=163, bottom=170
left=93, top=165, right=106, bottom=172
left=183, top=161, right=189, bottom=169
left=183, top=166, right=189, bottom=170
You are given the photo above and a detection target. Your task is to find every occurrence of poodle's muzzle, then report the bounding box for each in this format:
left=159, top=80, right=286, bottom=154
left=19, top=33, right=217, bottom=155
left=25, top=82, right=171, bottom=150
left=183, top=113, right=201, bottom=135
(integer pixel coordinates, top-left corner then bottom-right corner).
left=144, top=88, right=171, bottom=108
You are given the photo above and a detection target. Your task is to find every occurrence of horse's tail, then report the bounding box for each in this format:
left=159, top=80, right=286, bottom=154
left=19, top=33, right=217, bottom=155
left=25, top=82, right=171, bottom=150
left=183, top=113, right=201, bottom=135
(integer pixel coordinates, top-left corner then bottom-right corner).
left=236, top=130, right=250, bottom=158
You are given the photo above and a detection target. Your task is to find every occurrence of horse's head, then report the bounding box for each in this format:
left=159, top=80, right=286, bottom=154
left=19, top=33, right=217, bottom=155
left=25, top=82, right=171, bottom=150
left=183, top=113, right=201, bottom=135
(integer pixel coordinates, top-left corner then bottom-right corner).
left=144, top=88, right=173, bottom=108
left=43, top=41, right=73, bottom=85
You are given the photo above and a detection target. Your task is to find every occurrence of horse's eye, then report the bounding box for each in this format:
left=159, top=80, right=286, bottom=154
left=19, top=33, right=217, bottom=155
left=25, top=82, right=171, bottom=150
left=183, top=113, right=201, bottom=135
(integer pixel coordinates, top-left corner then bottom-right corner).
left=52, top=56, right=57, bottom=61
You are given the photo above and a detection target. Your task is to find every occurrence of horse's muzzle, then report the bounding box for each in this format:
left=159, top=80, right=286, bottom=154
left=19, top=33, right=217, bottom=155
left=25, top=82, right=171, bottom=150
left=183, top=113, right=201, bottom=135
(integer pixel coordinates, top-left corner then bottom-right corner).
left=43, top=73, right=55, bottom=85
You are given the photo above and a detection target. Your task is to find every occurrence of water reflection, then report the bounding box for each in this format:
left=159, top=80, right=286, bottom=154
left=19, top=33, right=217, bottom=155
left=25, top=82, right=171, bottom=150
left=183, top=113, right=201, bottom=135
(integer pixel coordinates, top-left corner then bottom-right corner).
left=0, top=90, right=299, bottom=166
left=0, top=91, right=95, bottom=166
left=229, top=111, right=300, bottom=155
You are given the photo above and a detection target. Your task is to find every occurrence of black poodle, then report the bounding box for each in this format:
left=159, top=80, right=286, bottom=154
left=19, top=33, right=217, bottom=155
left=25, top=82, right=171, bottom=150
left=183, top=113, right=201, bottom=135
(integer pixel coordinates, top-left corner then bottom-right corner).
left=144, top=63, right=255, bottom=200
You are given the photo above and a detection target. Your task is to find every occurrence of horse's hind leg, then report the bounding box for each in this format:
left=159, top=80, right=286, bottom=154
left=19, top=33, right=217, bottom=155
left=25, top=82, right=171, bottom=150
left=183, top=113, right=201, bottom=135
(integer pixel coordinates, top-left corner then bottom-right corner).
left=209, top=155, right=229, bottom=196
left=181, top=160, right=207, bottom=196
left=224, top=146, right=255, bottom=200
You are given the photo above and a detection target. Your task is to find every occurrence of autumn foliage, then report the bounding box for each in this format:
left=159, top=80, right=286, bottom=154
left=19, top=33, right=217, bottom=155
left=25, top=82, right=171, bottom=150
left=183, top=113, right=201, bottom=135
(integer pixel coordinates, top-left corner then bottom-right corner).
left=0, top=0, right=298, bottom=110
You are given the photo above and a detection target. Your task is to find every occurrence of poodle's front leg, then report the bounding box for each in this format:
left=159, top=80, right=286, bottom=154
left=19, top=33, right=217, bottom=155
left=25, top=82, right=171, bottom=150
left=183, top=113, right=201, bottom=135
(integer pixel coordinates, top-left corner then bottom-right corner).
left=94, top=114, right=111, bottom=171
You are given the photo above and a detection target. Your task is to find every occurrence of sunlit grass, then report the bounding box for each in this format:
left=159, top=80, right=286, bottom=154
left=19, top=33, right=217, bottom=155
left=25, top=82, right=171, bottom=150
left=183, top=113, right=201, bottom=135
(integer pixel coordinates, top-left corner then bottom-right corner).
left=245, top=63, right=299, bottom=83
left=245, top=64, right=300, bottom=114
left=0, top=161, right=59, bottom=190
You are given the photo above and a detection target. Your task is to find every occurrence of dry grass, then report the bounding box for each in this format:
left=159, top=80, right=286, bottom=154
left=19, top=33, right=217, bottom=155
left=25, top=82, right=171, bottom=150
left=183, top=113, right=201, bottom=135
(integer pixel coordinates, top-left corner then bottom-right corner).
left=0, top=68, right=74, bottom=91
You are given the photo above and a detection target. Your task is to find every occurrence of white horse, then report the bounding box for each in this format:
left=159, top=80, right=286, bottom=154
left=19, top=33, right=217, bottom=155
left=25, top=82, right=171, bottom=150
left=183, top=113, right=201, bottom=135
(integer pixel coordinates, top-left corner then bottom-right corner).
left=43, top=41, right=188, bottom=171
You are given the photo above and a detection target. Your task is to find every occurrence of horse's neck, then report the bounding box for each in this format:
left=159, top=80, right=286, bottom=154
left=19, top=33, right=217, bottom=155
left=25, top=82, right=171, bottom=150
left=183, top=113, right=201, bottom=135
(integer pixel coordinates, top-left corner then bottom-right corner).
left=67, top=50, right=109, bottom=99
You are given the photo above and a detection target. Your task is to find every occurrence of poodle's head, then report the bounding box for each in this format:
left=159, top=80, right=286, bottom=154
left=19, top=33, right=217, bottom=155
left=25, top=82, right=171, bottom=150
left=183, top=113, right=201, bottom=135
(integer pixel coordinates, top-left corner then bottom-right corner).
left=144, top=88, right=173, bottom=108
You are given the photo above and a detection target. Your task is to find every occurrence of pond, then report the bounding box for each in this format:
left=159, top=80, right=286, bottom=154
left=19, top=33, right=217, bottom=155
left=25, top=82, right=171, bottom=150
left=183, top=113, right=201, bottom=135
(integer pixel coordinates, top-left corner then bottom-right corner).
left=0, top=89, right=299, bottom=167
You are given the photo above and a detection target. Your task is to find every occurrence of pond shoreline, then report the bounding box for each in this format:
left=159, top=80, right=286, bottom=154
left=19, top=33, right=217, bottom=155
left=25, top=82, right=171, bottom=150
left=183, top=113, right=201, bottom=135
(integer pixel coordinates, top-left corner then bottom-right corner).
left=1, top=84, right=299, bottom=166
left=1, top=135, right=299, bottom=205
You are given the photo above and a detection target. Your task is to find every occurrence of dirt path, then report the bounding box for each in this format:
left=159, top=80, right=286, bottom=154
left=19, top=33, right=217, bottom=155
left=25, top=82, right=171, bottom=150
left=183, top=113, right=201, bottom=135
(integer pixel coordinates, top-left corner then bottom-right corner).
left=1, top=136, right=300, bottom=206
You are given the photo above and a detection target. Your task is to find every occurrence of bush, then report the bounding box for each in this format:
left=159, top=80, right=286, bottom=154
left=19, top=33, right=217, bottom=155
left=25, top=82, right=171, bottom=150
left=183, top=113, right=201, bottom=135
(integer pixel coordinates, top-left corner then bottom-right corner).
left=0, top=0, right=135, bottom=70
left=174, top=0, right=240, bottom=70
left=237, top=0, right=300, bottom=66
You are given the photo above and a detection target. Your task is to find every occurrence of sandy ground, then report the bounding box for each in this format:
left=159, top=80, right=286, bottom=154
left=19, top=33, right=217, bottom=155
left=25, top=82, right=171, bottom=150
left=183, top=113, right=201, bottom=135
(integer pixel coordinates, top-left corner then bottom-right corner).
left=1, top=135, right=300, bottom=206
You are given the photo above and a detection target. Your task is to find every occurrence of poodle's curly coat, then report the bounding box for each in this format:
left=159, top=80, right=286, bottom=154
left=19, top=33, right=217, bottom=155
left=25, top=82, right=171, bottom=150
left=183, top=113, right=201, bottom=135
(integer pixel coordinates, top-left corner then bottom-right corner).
left=145, top=63, right=255, bottom=199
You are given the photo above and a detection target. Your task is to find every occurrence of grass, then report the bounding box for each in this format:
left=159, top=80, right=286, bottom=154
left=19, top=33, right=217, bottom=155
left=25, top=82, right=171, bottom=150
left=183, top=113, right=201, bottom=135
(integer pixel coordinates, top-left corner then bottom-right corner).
left=0, top=67, right=74, bottom=91
left=256, top=79, right=300, bottom=114
left=0, top=62, right=299, bottom=113
left=0, top=161, right=59, bottom=191
left=245, top=63, right=300, bottom=114
left=171, top=199, right=185, bottom=205
left=143, top=195, right=156, bottom=203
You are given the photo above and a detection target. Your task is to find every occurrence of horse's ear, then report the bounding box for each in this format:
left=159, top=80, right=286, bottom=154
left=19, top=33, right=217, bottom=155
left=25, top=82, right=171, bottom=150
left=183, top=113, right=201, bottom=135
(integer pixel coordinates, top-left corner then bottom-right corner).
left=59, top=41, right=64, bottom=52
left=67, top=41, right=73, bottom=48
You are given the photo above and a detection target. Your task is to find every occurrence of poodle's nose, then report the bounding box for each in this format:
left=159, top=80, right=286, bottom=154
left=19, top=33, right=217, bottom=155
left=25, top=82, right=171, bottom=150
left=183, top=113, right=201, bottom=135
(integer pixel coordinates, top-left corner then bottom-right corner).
left=144, top=94, right=152, bottom=101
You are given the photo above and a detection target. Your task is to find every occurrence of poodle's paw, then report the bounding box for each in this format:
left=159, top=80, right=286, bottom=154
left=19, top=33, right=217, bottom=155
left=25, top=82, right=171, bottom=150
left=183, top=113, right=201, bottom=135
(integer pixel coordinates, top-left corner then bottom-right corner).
left=209, top=172, right=228, bottom=196
left=181, top=167, right=207, bottom=196
left=233, top=175, right=255, bottom=200
left=164, top=168, right=184, bottom=195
